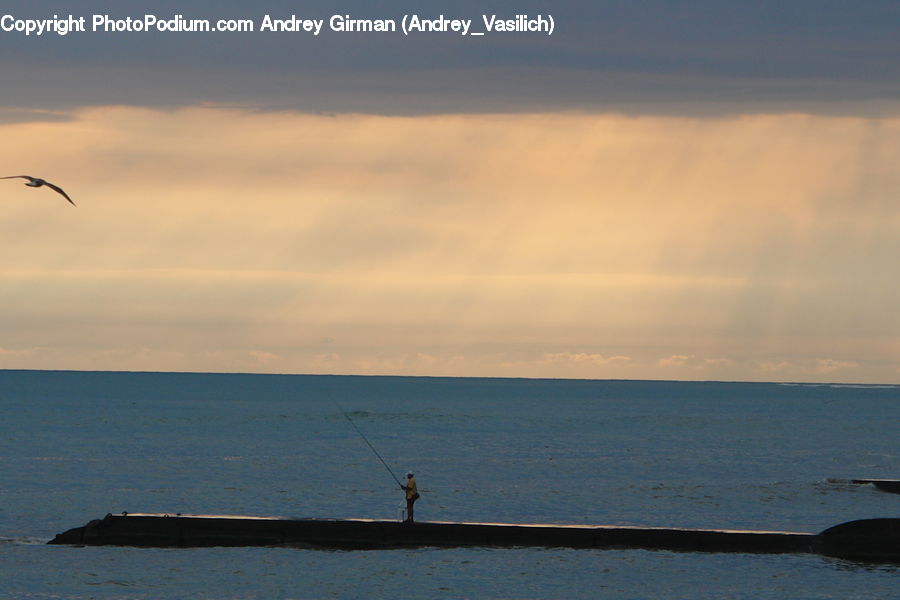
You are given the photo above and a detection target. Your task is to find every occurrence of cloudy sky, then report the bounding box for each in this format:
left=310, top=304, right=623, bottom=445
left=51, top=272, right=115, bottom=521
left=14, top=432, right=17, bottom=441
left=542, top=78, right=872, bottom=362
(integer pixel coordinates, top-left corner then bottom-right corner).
left=2, top=1, right=899, bottom=382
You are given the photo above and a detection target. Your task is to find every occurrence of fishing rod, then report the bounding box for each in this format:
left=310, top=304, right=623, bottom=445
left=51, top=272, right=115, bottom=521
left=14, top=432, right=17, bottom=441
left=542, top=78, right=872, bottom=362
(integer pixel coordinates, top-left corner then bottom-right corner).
left=329, top=393, right=403, bottom=488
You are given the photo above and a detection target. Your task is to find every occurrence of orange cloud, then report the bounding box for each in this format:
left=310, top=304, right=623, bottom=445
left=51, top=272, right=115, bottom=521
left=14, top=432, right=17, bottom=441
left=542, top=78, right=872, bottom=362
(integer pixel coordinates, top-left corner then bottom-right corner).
left=1, top=106, right=899, bottom=382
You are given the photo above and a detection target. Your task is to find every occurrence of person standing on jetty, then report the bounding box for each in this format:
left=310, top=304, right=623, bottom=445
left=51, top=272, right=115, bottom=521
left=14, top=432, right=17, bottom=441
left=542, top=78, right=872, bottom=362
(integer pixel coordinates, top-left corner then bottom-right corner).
left=401, top=472, right=419, bottom=522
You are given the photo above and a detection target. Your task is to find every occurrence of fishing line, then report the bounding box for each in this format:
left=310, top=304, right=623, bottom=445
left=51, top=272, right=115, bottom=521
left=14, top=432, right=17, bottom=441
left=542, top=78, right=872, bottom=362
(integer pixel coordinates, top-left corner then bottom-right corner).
left=328, top=392, right=403, bottom=488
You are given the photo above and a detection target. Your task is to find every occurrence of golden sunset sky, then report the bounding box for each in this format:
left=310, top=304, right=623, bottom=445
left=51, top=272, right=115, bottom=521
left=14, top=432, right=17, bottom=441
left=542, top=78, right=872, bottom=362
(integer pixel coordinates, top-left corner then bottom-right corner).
left=2, top=2, right=900, bottom=382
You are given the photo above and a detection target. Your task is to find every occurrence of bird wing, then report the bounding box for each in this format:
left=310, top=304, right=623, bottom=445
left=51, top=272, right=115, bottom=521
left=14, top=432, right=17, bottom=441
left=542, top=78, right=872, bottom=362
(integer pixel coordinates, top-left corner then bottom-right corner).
left=43, top=181, right=76, bottom=206
left=1, top=175, right=37, bottom=182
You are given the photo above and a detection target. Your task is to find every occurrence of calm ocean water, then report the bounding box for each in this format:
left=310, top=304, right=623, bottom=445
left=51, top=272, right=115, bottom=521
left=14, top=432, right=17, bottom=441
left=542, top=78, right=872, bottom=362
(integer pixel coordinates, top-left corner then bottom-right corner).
left=1, top=370, right=898, bottom=599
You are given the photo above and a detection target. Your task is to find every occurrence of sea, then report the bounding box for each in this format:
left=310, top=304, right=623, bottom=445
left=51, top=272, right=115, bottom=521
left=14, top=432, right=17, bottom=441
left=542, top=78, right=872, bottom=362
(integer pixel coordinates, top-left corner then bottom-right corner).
left=1, top=369, right=897, bottom=599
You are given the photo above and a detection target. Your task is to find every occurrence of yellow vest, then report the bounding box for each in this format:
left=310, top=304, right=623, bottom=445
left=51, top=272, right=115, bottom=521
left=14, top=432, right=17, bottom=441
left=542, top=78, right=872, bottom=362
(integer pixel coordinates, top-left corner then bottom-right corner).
left=405, top=477, right=418, bottom=499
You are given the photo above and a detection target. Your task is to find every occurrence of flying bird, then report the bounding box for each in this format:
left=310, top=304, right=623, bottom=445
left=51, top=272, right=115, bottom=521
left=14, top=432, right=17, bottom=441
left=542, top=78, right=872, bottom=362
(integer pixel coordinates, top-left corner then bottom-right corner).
left=2, top=175, right=76, bottom=206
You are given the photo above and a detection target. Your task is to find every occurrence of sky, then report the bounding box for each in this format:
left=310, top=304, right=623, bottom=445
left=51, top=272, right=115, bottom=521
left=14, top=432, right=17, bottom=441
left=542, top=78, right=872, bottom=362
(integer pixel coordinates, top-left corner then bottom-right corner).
left=1, top=1, right=899, bottom=383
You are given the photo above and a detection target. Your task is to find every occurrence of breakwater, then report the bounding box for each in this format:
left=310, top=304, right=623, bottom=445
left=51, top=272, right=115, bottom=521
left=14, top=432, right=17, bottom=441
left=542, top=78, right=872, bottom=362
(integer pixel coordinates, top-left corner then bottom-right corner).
left=48, top=513, right=900, bottom=562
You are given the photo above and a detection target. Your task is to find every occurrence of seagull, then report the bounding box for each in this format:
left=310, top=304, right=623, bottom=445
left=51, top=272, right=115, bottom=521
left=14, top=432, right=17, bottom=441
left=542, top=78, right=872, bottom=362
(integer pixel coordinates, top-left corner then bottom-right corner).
left=2, top=175, right=76, bottom=206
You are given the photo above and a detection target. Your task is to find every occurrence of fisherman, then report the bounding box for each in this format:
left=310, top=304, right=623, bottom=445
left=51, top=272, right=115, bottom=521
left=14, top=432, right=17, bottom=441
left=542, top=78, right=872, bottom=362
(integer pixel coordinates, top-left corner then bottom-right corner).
left=400, top=471, right=419, bottom=522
